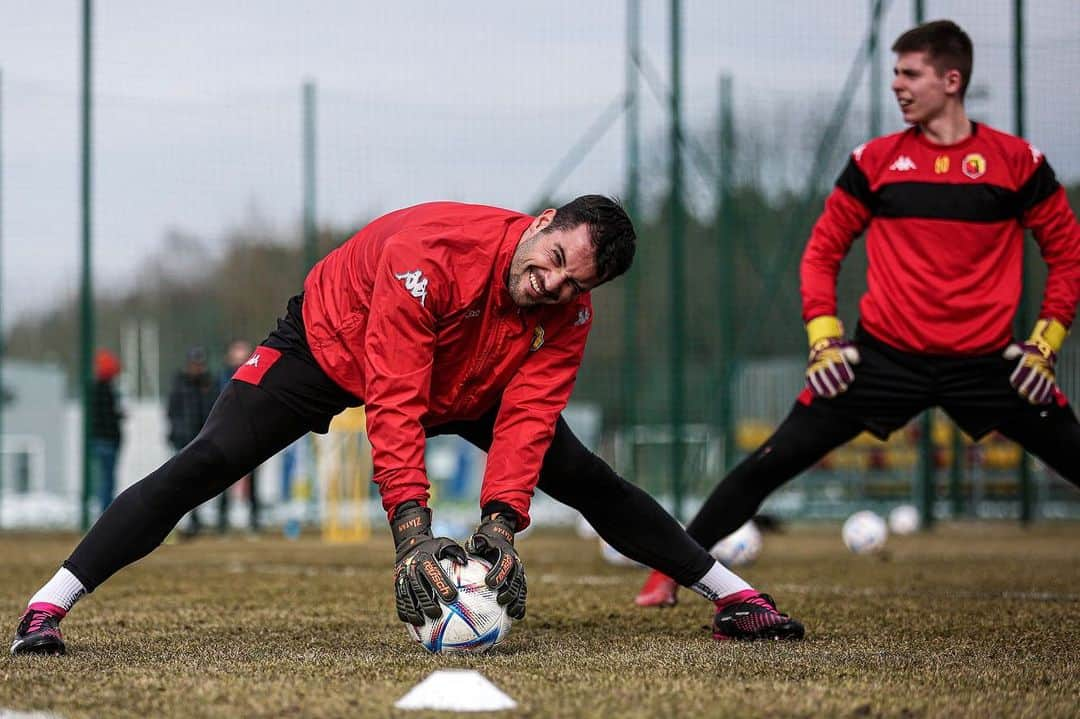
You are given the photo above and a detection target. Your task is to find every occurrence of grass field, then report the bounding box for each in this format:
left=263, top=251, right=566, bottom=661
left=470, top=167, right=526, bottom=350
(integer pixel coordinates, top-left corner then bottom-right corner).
left=2, top=522, right=1079, bottom=718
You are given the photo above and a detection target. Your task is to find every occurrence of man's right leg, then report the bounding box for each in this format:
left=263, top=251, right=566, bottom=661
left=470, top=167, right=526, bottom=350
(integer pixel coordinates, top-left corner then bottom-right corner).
left=637, top=402, right=863, bottom=607
left=12, top=382, right=315, bottom=656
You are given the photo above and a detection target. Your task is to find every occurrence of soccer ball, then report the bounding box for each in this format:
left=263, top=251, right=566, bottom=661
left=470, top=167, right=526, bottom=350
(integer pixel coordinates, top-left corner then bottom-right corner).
left=598, top=538, right=643, bottom=567
left=709, top=521, right=762, bottom=567
left=405, top=556, right=512, bottom=654
left=888, top=504, right=920, bottom=535
left=842, top=510, right=888, bottom=554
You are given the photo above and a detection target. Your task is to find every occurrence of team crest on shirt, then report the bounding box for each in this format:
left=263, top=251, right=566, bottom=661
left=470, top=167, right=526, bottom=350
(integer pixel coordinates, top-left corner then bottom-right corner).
left=530, top=325, right=545, bottom=352
left=934, top=155, right=950, bottom=174
left=962, top=153, right=986, bottom=179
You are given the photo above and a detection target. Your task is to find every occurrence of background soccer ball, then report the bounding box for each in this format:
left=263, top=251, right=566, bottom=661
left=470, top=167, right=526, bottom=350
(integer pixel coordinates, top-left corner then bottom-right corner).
left=888, top=504, right=920, bottom=535
left=842, top=510, right=888, bottom=554
left=709, top=520, right=763, bottom=567
left=598, top=538, right=644, bottom=567
left=405, top=556, right=512, bottom=654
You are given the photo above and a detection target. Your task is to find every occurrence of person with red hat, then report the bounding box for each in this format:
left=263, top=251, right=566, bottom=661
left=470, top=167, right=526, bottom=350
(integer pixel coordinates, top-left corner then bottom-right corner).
left=91, top=350, right=124, bottom=515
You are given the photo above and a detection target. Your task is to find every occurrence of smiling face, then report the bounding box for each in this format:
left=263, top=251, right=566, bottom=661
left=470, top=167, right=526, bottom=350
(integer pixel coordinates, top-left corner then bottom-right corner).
left=891, top=50, right=963, bottom=126
left=507, top=209, right=600, bottom=308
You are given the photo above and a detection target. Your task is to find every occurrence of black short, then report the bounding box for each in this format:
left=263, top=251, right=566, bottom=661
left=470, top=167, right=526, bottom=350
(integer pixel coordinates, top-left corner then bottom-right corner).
left=807, top=325, right=1076, bottom=440
left=240, top=293, right=360, bottom=433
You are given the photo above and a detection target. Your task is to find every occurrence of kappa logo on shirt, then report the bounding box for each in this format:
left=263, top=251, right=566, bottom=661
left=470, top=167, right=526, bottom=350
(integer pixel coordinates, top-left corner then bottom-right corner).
left=852, top=143, right=867, bottom=162
left=1028, top=144, right=1043, bottom=164
left=394, top=269, right=429, bottom=306
left=889, top=155, right=917, bottom=172
left=573, top=308, right=591, bottom=326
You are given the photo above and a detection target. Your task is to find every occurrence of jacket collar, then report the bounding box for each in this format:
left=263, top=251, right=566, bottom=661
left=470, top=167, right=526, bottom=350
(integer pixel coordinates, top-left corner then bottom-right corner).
left=494, top=215, right=535, bottom=313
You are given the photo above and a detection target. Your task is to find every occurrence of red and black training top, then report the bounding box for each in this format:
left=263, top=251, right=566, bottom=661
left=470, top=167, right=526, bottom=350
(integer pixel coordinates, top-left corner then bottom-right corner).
left=801, top=122, right=1080, bottom=356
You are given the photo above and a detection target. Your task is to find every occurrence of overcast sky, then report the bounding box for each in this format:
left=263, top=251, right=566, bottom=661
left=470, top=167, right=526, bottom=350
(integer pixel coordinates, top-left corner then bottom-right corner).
left=1, top=1, right=1077, bottom=324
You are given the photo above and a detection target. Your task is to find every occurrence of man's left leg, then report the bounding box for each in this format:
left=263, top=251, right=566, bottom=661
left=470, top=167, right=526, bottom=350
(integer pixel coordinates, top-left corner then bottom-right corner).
left=996, top=397, right=1080, bottom=487
left=535, top=417, right=803, bottom=639
left=431, top=412, right=803, bottom=639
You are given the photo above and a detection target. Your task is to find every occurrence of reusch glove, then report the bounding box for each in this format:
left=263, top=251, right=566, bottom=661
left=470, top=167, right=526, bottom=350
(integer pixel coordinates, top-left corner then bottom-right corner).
left=391, top=501, right=467, bottom=626
left=1004, top=318, right=1068, bottom=405
left=465, top=511, right=527, bottom=620
left=804, top=315, right=861, bottom=399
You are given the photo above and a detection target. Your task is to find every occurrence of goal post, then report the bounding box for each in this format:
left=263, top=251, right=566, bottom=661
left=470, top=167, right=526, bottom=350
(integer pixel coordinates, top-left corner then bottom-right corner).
left=317, top=406, right=373, bottom=543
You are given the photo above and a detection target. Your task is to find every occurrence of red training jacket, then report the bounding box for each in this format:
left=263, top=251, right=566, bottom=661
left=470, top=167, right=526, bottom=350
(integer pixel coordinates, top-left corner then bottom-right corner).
left=801, top=122, right=1080, bottom=355
left=302, top=202, right=593, bottom=529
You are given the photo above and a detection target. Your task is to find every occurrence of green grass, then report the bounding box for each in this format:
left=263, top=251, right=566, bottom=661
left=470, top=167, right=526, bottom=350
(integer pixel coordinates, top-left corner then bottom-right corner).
left=2, top=523, right=1079, bottom=718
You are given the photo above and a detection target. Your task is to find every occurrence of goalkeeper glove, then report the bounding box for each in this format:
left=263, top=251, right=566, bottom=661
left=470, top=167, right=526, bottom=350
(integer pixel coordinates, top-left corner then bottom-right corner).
left=804, top=315, right=860, bottom=399
left=465, top=509, right=527, bottom=620
left=391, top=501, right=467, bottom=626
left=1004, top=318, right=1068, bottom=405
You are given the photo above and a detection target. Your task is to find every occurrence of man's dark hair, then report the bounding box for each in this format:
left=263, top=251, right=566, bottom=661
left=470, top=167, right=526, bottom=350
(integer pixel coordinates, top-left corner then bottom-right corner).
left=892, top=20, right=973, bottom=97
left=544, top=195, right=636, bottom=284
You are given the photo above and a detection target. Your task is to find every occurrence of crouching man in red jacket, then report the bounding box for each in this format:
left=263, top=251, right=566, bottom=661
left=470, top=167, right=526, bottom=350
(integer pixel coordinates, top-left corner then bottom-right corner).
left=12, top=196, right=803, bottom=657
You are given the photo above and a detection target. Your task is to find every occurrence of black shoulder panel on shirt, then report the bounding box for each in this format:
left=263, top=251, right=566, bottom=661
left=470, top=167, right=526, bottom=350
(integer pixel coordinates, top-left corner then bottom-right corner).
left=1015, top=160, right=1060, bottom=214
left=875, top=182, right=1020, bottom=222
left=835, top=158, right=874, bottom=208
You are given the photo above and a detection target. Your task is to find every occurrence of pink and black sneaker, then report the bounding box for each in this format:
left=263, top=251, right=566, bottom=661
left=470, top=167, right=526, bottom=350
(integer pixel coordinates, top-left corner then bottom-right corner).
left=10, top=604, right=66, bottom=656
left=713, top=590, right=804, bottom=641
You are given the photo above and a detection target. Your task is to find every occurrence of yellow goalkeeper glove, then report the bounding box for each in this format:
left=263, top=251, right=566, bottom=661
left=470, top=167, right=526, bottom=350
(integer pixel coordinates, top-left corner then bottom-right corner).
left=805, top=315, right=860, bottom=399
left=1003, top=318, right=1068, bottom=405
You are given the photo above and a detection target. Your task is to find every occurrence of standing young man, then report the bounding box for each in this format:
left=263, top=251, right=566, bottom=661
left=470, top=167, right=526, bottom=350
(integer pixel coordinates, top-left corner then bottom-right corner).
left=13, top=195, right=803, bottom=656
left=638, top=20, right=1080, bottom=607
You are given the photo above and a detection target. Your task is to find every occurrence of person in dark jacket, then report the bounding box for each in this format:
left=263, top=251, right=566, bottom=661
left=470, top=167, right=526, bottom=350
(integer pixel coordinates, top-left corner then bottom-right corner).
left=167, top=347, right=216, bottom=535
left=214, top=339, right=259, bottom=532
left=90, top=349, right=124, bottom=514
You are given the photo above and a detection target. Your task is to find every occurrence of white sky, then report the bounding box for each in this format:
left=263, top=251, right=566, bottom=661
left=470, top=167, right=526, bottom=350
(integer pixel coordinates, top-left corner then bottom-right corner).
left=1, top=1, right=1077, bottom=323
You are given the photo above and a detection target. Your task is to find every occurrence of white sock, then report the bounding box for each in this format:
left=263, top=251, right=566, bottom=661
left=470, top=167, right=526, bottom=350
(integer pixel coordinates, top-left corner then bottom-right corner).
left=688, top=560, right=752, bottom=601
left=28, top=568, right=87, bottom=614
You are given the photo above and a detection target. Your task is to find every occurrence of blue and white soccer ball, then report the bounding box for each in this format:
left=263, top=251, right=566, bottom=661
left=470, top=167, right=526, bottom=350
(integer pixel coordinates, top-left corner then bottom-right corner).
left=405, top=556, right=513, bottom=654
left=842, top=510, right=888, bottom=554
left=709, top=520, right=763, bottom=567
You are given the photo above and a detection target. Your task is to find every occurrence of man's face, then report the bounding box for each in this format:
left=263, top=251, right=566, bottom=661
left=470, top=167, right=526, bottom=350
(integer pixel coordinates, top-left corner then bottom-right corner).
left=891, top=51, right=961, bottom=125
left=507, top=210, right=600, bottom=308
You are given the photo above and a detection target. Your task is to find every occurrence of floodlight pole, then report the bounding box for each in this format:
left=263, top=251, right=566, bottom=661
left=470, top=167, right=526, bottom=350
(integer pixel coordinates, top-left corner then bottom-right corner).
left=668, top=0, right=686, bottom=522
left=622, top=0, right=641, bottom=431
left=909, top=0, right=936, bottom=530
left=302, top=80, right=318, bottom=274
left=0, top=68, right=5, bottom=521
left=716, top=74, right=736, bottom=472
left=868, top=0, right=883, bottom=138
left=79, top=0, right=95, bottom=531
left=1013, top=0, right=1034, bottom=525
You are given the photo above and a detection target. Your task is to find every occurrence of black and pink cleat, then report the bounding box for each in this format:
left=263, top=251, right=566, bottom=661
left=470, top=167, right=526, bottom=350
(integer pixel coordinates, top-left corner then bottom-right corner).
left=712, top=590, right=804, bottom=641
left=10, top=604, right=66, bottom=656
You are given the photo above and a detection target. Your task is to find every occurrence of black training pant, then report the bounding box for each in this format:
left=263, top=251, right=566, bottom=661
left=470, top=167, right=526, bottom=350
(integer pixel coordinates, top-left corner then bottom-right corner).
left=685, top=326, right=1080, bottom=549
left=65, top=295, right=714, bottom=592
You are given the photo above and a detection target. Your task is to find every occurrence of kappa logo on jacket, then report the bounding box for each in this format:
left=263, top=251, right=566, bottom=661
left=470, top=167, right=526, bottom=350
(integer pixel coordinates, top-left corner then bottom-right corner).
left=394, top=269, right=429, bottom=306
left=889, top=155, right=917, bottom=172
